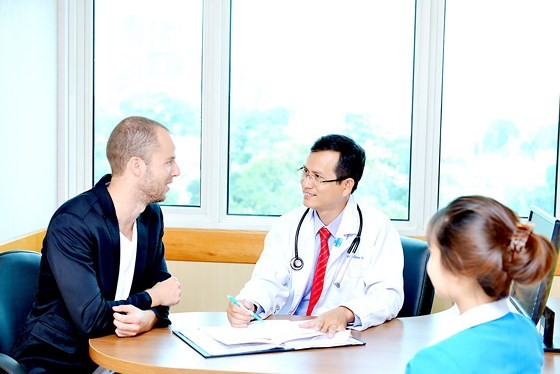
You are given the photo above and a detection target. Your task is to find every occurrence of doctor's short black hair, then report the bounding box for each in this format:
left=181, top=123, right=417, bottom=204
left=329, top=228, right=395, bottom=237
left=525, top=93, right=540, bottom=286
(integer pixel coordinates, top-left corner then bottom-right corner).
left=310, top=134, right=366, bottom=193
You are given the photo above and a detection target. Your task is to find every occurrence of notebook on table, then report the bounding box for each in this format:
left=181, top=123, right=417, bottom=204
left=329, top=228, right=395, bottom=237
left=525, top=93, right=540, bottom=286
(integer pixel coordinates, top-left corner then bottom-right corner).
left=173, top=319, right=365, bottom=358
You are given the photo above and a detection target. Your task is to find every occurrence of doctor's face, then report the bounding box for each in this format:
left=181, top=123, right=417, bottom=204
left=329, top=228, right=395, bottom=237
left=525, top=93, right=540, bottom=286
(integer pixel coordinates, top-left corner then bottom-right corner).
left=301, top=150, right=352, bottom=218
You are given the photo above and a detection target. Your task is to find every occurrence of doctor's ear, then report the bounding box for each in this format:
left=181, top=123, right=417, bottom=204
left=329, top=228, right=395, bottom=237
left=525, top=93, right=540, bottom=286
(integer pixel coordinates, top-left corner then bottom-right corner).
left=341, top=178, right=355, bottom=195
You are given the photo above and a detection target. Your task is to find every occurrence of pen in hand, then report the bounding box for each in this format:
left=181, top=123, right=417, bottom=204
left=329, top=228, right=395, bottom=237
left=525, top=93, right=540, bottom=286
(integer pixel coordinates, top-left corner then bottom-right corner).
left=227, top=295, right=265, bottom=322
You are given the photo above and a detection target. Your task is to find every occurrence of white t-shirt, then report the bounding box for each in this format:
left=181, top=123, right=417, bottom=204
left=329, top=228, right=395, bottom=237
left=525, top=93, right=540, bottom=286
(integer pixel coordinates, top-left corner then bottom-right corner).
left=115, top=221, right=138, bottom=301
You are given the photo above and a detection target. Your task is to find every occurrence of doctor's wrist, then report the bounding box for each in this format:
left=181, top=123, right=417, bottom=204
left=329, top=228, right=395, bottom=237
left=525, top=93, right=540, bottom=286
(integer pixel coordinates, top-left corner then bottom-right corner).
left=340, top=306, right=355, bottom=324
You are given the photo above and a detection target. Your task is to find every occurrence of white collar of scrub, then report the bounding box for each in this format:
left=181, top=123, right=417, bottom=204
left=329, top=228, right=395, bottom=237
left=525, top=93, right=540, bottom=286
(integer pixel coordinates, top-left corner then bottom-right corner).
left=429, top=298, right=511, bottom=346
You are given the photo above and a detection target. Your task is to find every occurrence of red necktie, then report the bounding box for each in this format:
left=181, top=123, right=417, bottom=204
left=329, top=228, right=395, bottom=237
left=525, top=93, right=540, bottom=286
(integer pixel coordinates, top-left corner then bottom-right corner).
left=307, top=227, right=330, bottom=316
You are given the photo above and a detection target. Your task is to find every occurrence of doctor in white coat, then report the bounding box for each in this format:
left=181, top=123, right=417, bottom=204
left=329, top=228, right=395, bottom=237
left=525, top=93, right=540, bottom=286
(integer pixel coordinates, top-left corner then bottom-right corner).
left=227, top=134, right=404, bottom=335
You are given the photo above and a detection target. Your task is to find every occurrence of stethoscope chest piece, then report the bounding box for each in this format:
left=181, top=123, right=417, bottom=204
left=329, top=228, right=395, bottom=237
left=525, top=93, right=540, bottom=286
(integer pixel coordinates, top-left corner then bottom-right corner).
left=290, top=256, right=304, bottom=271
left=291, top=207, right=310, bottom=271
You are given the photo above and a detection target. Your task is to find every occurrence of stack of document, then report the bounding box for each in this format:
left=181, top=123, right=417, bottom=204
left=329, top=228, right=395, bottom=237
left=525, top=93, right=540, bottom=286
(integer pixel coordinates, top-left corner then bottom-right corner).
left=173, top=320, right=365, bottom=358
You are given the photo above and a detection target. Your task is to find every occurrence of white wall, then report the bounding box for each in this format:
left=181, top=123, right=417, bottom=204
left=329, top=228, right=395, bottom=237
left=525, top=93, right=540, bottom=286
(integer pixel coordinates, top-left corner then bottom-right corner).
left=0, top=0, right=58, bottom=242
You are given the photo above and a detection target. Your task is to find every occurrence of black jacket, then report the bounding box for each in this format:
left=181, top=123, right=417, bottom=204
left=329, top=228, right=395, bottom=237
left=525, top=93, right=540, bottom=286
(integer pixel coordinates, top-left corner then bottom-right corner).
left=11, top=174, right=172, bottom=373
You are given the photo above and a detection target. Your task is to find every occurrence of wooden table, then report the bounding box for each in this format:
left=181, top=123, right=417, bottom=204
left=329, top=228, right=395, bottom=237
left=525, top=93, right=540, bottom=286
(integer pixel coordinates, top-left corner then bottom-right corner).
left=90, top=305, right=560, bottom=373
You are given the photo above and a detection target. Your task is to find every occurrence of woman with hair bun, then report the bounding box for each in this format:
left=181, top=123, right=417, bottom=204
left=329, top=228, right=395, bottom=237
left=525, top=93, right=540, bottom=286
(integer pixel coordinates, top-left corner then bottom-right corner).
left=406, top=195, right=557, bottom=373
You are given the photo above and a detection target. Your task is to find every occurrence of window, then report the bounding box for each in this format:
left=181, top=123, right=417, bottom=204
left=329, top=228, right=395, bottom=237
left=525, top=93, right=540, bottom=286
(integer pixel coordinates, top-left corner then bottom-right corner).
left=93, top=0, right=203, bottom=207
left=228, top=0, right=416, bottom=218
left=84, top=0, right=560, bottom=234
left=439, top=0, right=560, bottom=216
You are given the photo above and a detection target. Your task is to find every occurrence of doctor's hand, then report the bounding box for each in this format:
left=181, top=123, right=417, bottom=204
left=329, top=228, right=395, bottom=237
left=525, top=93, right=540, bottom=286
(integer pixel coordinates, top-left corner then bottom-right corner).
left=112, top=304, right=157, bottom=337
left=226, top=298, right=255, bottom=328
left=299, top=306, right=355, bottom=338
left=146, top=276, right=181, bottom=307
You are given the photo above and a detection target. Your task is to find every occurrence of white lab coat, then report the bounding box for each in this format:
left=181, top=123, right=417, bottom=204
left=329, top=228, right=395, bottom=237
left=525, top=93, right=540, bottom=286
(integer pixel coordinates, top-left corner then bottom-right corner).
left=237, top=196, right=404, bottom=330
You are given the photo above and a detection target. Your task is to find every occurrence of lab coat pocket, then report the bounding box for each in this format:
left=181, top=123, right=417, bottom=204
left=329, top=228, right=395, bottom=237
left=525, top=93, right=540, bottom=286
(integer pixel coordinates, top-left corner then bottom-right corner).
left=346, top=255, right=369, bottom=278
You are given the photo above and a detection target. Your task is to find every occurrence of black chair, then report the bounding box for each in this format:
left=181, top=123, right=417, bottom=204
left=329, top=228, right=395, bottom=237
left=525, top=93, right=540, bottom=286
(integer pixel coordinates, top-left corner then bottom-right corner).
left=0, top=250, right=41, bottom=374
left=397, top=236, right=434, bottom=318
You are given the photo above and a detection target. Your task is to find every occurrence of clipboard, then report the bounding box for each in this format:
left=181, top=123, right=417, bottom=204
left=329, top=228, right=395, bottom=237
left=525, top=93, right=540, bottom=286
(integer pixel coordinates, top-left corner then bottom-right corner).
left=173, top=326, right=365, bottom=359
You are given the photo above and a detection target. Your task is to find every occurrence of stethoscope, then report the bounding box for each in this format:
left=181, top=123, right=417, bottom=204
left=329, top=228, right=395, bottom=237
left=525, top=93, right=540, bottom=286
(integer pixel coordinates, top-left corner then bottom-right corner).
left=290, top=204, right=363, bottom=288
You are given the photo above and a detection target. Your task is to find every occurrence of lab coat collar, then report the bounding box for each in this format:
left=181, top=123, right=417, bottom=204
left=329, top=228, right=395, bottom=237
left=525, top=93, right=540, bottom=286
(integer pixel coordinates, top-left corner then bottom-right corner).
left=336, top=196, right=360, bottom=238
left=333, top=197, right=360, bottom=255
left=311, top=209, right=343, bottom=237
left=307, top=195, right=358, bottom=234
left=309, top=196, right=360, bottom=251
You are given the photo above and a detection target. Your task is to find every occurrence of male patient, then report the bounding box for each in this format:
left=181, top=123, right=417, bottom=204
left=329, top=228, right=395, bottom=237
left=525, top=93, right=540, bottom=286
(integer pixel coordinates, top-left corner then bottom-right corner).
left=227, top=134, right=404, bottom=335
left=11, top=116, right=182, bottom=373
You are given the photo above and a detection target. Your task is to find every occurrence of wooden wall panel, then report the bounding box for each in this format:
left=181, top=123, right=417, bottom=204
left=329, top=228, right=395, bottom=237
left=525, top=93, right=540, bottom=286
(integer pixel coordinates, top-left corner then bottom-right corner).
left=163, top=228, right=266, bottom=264
left=0, top=230, right=45, bottom=252
left=2, top=228, right=560, bottom=277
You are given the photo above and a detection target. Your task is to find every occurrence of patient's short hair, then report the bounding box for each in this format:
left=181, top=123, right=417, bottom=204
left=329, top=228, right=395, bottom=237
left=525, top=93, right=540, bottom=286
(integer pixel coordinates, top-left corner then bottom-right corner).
left=106, top=116, right=168, bottom=176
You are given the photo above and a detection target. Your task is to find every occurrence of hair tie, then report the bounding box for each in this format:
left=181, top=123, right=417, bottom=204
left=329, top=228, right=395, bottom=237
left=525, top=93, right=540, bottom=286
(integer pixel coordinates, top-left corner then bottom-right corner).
left=508, top=222, right=535, bottom=253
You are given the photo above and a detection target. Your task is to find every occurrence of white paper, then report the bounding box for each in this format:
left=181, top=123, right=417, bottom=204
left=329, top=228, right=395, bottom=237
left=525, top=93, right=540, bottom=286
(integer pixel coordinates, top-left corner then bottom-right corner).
left=200, top=320, right=324, bottom=345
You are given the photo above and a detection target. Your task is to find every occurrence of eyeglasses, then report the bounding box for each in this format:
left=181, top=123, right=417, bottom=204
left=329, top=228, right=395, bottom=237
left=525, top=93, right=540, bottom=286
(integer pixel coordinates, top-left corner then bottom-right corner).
left=298, top=166, right=347, bottom=186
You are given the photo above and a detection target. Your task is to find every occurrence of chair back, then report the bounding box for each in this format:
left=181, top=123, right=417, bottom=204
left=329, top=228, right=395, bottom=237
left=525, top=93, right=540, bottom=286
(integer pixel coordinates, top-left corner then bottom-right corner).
left=397, top=236, right=434, bottom=317
left=0, top=250, right=41, bottom=354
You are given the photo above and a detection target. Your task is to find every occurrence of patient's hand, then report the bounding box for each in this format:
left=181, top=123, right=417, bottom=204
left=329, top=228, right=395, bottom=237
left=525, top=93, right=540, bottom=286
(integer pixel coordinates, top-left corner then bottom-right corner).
left=112, top=304, right=157, bottom=337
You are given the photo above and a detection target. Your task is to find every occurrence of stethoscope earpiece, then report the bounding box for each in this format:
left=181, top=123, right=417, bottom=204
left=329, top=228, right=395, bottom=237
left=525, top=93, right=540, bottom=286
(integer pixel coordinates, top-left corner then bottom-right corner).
left=290, top=257, right=304, bottom=271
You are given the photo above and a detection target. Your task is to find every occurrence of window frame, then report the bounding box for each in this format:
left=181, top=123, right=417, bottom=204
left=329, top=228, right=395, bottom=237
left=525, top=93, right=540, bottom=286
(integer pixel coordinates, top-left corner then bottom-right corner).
left=61, top=0, right=559, bottom=237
